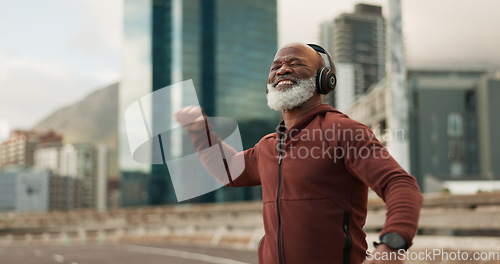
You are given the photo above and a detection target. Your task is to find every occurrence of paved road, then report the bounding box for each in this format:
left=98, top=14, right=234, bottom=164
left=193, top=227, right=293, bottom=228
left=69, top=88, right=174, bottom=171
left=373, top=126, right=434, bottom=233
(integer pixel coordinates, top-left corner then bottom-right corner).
left=0, top=243, right=258, bottom=264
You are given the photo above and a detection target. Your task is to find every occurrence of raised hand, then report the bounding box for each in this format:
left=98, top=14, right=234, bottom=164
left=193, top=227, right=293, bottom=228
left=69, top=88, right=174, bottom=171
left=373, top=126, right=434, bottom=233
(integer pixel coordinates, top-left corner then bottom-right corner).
left=174, top=105, right=206, bottom=132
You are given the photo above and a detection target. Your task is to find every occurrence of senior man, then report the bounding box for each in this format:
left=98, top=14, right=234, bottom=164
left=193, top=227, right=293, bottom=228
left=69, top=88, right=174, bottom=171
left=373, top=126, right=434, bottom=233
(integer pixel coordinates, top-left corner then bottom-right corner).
left=175, top=43, right=422, bottom=264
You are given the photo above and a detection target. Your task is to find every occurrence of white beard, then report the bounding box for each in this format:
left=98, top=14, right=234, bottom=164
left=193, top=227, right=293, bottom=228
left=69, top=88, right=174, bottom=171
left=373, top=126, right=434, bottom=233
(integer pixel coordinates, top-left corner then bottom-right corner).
left=266, top=76, right=316, bottom=111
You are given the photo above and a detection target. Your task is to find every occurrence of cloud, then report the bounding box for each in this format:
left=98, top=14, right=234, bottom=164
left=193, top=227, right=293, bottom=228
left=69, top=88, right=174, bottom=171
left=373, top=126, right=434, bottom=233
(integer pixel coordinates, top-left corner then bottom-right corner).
left=279, top=0, right=500, bottom=67
left=0, top=0, right=123, bottom=130
left=403, top=0, right=500, bottom=66
left=0, top=70, right=6, bottom=81
left=278, top=0, right=388, bottom=46
left=69, top=0, right=123, bottom=56
left=0, top=120, right=10, bottom=142
left=0, top=55, right=109, bottom=129
left=94, top=69, right=121, bottom=85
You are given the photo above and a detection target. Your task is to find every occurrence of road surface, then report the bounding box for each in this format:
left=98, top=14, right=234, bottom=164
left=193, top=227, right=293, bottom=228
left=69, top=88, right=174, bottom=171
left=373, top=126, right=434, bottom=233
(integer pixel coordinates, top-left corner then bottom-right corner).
left=0, top=243, right=258, bottom=264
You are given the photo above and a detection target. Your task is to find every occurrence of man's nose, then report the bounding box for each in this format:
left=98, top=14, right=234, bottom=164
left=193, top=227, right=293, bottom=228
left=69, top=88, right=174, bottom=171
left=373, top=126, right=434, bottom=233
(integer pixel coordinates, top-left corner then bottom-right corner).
left=276, top=65, right=292, bottom=76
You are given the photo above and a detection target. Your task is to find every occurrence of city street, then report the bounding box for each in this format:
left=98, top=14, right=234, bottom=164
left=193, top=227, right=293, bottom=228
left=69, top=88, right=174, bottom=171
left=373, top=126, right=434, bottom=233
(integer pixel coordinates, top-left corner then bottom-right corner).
left=0, top=243, right=258, bottom=264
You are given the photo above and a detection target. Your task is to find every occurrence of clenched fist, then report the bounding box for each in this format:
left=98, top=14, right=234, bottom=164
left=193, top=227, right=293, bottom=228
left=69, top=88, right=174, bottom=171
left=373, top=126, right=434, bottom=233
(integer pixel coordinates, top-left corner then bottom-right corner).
left=174, top=105, right=206, bottom=132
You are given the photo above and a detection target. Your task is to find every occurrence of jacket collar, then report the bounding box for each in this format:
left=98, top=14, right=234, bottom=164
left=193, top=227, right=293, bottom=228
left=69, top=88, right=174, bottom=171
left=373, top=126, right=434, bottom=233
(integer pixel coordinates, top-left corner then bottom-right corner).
left=275, top=104, right=342, bottom=139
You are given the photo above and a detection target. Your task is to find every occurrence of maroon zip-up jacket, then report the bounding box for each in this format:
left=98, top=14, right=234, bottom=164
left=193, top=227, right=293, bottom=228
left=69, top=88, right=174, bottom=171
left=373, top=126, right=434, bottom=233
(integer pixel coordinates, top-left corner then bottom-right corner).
left=191, top=104, right=422, bottom=264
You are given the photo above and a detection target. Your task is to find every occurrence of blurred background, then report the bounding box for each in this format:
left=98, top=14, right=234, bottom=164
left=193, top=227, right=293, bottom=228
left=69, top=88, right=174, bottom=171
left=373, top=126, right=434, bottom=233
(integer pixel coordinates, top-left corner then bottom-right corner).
left=0, top=0, right=499, bottom=263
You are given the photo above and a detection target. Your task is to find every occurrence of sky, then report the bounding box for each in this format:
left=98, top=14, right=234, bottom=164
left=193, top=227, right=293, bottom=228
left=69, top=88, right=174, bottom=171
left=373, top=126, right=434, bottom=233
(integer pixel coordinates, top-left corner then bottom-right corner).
left=1, top=0, right=499, bottom=140
left=0, top=0, right=123, bottom=137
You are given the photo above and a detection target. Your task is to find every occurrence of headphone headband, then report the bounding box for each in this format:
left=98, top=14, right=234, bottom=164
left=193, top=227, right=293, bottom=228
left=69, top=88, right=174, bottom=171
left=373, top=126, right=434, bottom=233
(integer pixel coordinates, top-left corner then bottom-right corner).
left=307, top=43, right=334, bottom=71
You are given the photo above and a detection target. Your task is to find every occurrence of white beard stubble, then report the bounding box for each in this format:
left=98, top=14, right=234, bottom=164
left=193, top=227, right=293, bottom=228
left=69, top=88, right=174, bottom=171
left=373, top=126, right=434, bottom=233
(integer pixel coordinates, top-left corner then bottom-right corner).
left=266, top=76, right=316, bottom=111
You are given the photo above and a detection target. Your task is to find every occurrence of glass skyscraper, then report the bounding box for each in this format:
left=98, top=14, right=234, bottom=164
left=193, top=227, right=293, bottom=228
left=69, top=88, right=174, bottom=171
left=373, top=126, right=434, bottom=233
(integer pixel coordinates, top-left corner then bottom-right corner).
left=320, top=4, right=386, bottom=110
left=119, top=0, right=278, bottom=206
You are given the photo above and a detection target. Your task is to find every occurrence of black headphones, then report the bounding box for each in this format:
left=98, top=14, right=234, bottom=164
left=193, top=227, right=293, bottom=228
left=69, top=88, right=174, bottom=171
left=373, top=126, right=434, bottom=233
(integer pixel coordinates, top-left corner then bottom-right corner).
left=307, top=43, right=337, bottom=95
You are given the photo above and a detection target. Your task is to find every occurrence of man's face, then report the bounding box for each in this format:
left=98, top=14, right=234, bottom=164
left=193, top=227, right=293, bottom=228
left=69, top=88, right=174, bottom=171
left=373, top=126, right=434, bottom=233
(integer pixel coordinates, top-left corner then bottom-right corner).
left=268, top=45, right=319, bottom=90
left=266, top=44, right=321, bottom=111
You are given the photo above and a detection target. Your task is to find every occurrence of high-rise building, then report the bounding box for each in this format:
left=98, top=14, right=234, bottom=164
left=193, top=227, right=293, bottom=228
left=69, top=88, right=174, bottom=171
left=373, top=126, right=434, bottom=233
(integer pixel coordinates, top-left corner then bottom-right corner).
left=0, top=168, right=50, bottom=212
left=0, top=130, right=62, bottom=168
left=34, top=143, right=108, bottom=210
left=34, top=142, right=62, bottom=172
left=120, top=0, right=278, bottom=206
left=408, top=67, right=500, bottom=184
left=320, top=3, right=386, bottom=110
left=346, top=66, right=500, bottom=192
left=49, top=175, right=75, bottom=211
left=95, top=144, right=108, bottom=211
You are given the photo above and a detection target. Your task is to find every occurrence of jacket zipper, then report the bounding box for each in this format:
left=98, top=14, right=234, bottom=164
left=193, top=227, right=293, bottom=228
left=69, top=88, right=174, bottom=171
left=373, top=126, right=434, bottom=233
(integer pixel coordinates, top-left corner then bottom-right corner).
left=342, top=211, right=352, bottom=264
left=276, top=134, right=284, bottom=264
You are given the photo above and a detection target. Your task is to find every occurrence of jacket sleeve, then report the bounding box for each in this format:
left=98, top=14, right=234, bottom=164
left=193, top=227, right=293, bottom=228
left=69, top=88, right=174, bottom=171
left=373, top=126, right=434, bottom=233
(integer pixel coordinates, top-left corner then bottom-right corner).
left=187, top=126, right=261, bottom=187
left=337, top=116, right=423, bottom=248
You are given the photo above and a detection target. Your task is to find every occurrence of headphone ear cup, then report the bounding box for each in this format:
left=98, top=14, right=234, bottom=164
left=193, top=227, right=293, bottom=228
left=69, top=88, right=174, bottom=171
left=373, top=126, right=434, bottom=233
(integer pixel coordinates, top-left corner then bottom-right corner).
left=316, top=67, right=333, bottom=95
left=325, top=71, right=336, bottom=93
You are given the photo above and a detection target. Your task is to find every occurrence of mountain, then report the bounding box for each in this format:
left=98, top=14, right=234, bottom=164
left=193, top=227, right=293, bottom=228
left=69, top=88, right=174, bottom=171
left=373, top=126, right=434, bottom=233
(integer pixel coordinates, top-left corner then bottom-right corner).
left=33, top=83, right=119, bottom=177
